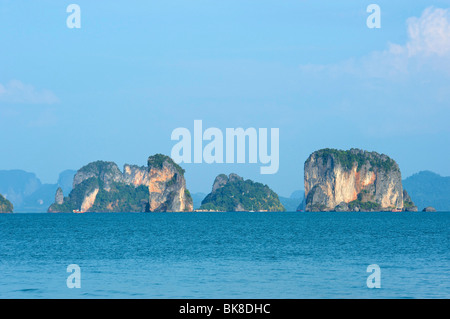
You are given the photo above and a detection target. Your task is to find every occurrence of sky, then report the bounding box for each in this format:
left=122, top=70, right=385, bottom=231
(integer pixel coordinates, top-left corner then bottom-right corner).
left=1, top=0, right=450, bottom=197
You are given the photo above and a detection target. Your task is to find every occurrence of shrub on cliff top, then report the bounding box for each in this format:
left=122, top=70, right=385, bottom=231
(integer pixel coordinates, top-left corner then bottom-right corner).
left=147, top=154, right=185, bottom=175
left=315, top=148, right=396, bottom=172
left=77, top=161, right=119, bottom=175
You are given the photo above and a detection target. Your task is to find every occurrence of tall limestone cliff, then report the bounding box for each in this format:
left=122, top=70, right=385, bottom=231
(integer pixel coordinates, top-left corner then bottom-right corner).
left=304, top=148, right=409, bottom=212
left=0, top=194, right=13, bottom=213
left=48, top=154, right=193, bottom=213
left=123, top=154, right=193, bottom=212
left=55, top=187, right=64, bottom=205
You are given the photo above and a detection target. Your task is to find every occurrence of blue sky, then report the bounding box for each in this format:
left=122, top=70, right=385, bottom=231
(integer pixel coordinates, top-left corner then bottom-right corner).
left=1, top=1, right=450, bottom=196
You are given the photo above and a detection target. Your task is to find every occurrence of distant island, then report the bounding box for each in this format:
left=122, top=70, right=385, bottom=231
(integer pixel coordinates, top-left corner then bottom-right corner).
left=0, top=194, right=13, bottom=213
left=403, top=171, right=450, bottom=211
left=48, top=154, right=193, bottom=213
left=0, top=169, right=75, bottom=213
left=198, top=173, right=285, bottom=212
left=303, top=148, right=418, bottom=212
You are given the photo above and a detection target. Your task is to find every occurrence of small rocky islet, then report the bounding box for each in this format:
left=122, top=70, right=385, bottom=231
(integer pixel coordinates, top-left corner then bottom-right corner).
left=198, top=173, right=285, bottom=212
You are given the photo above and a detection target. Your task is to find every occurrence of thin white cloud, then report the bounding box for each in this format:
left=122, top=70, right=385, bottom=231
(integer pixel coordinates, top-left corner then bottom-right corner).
left=296, top=7, right=450, bottom=137
left=372, top=6, right=450, bottom=75
left=0, top=80, right=59, bottom=104
left=300, top=7, right=450, bottom=78
left=405, top=7, right=450, bottom=57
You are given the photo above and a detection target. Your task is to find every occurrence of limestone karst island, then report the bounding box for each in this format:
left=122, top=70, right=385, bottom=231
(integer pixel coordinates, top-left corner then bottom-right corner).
left=48, top=154, right=193, bottom=213
left=0, top=148, right=440, bottom=213
left=198, top=173, right=285, bottom=212
left=303, top=148, right=418, bottom=212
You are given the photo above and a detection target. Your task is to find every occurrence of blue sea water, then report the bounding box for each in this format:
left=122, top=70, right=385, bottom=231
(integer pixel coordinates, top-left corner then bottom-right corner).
left=0, top=212, right=448, bottom=299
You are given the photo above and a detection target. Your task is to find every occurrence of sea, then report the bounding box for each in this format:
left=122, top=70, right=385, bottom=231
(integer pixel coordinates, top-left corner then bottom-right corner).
left=0, top=212, right=448, bottom=299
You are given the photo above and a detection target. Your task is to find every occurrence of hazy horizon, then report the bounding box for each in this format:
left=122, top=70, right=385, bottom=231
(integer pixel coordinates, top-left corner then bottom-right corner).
left=1, top=1, right=450, bottom=197
left=0, top=164, right=447, bottom=198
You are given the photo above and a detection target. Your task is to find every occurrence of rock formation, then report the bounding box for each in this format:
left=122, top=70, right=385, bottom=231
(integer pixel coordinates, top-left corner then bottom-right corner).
left=72, top=161, right=124, bottom=190
left=212, top=174, right=230, bottom=192
left=48, top=154, right=193, bottom=213
left=334, top=202, right=349, bottom=212
left=145, top=154, right=193, bottom=212
left=0, top=194, right=13, bottom=213
left=402, top=190, right=418, bottom=212
left=199, top=173, right=285, bottom=212
left=422, top=206, right=437, bottom=212
left=304, top=148, right=411, bottom=212
left=55, top=187, right=64, bottom=205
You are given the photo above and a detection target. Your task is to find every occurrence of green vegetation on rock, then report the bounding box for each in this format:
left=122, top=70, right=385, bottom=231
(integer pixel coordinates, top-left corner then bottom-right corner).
left=403, top=193, right=416, bottom=209
left=49, top=173, right=150, bottom=212
left=345, top=189, right=382, bottom=211
left=316, top=148, right=396, bottom=172
left=148, top=154, right=185, bottom=175
left=48, top=154, right=193, bottom=213
left=348, top=199, right=381, bottom=211
left=91, top=183, right=149, bottom=212
left=199, top=174, right=285, bottom=212
left=48, top=177, right=99, bottom=212
left=184, top=189, right=192, bottom=202
left=76, top=161, right=119, bottom=177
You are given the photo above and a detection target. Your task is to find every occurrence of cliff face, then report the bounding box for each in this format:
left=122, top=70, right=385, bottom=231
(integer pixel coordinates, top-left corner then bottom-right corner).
left=304, top=149, right=405, bottom=212
left=55, top=187, right=64, bottom=205
left=199, top=173, right=285, bottom=212
left=48, top=154, right=193, bottom=213
left=0, top=194, right=13, bottom=213
left=123, top=155, right=193, bottom=212
left=403, top=190, right=418, bottom=212
left=72, top=161, right=123, bottom=190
